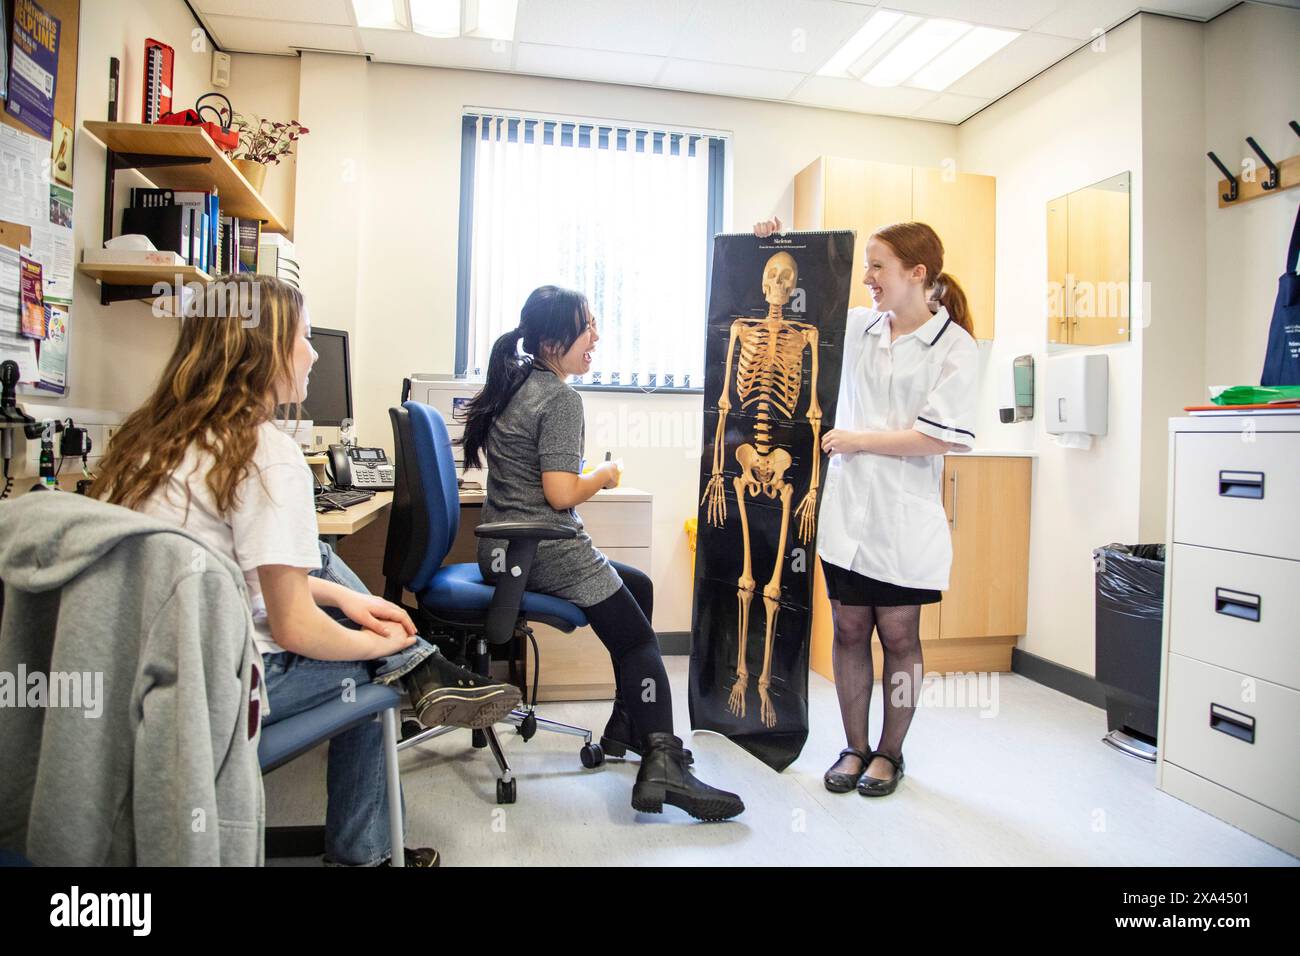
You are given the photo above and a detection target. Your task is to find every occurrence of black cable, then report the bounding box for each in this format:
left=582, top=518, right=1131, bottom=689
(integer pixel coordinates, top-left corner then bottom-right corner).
left=1, top=458, right=11, bottom=501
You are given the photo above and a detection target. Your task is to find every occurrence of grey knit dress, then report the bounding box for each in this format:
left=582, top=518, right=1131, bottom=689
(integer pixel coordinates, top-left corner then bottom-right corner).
left=475, top=366, right=622, bottom=607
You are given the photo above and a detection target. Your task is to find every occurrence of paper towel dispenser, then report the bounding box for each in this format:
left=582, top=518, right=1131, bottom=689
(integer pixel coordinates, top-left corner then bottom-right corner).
left=1045, top=353, right=1108, bottom=437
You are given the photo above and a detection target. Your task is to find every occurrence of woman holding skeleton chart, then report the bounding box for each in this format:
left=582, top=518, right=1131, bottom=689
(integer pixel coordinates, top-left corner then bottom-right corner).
left=754, top=218, right=979, bottom=797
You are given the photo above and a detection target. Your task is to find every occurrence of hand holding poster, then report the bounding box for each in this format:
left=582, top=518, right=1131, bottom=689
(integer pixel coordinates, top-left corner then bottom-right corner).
left=689, top=230, right=854, bottom=771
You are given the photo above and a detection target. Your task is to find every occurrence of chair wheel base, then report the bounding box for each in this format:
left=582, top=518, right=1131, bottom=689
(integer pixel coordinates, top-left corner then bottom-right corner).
left=496, top=778, right=517, bottom=804
left=516, top=711, right=538, bottom=741
left=580, top=742, right=605, bottom=768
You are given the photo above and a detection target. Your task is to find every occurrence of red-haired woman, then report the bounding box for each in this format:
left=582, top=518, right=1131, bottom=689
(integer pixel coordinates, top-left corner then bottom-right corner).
left=754, top=218, right=979, bottom=797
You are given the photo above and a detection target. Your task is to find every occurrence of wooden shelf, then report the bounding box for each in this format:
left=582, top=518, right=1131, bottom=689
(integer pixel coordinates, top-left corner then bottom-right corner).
left=82, top=121, right=287, bottom=233
left=77, top=262, right=212, bottom=287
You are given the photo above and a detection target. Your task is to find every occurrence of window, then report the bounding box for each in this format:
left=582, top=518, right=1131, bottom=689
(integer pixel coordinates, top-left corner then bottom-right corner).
left=456, top=111, right=726, bottom=391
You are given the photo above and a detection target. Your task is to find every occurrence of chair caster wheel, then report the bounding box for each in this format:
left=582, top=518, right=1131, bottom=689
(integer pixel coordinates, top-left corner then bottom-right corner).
left=496, top=778, right=516, bottom=804
left=472, top=729, right=487, bottom=749
left=400, top=718, right=422, bottom=741
left=517, top=711, right=537, bottom=741
left=580, top=742, right=604, bottom=768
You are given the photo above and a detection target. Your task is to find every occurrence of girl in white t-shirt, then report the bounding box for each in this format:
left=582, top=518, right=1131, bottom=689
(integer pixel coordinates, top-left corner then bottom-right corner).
left=94, top=275, right=519, bottom=866
left=754, top=218, right=979, bottom=799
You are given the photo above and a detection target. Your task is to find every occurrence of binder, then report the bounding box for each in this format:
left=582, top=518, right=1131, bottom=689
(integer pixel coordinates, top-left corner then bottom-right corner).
left=120, top=205, right=190, bottom=266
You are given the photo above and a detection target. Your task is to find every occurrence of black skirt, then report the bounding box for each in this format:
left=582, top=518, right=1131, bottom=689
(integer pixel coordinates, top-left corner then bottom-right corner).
left=822, top=560, right=941, bottom=607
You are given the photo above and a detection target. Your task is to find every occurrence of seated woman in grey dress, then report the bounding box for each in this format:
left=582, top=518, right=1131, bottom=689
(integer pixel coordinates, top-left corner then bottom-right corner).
left=459, top=285, right=744, bottom=822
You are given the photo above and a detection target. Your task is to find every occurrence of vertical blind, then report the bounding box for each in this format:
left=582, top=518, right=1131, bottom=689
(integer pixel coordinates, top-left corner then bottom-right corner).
left=457, top=111, right=724, bottom=389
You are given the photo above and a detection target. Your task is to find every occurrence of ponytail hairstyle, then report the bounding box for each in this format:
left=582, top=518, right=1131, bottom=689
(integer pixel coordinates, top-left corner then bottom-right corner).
left=458, top=285, right=591, bottom=469
left=869, top=221, right=973, bottom=336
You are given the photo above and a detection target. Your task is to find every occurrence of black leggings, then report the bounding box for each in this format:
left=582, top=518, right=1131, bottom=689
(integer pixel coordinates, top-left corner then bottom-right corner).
left=581, top=560, right=672, bottom=744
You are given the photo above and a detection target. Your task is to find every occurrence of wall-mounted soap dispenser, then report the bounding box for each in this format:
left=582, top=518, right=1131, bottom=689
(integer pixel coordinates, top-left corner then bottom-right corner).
left=999, top=355, right=1034, bottom=423
left=1045, top=353, right=1108, bottom=441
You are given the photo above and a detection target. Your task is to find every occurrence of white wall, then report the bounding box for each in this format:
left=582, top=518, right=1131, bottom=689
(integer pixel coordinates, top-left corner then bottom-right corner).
left=1202, top=2, right=1300, bottom=389
left=292, top=57, right=960, bottom=633
left=958, top=17, right=1146, bottom=676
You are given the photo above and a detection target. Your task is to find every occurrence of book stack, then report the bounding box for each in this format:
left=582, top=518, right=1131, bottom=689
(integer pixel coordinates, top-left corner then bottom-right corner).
left=120, top=188, right=261, bottom=276
left=256, top=233, right=299, bottom=289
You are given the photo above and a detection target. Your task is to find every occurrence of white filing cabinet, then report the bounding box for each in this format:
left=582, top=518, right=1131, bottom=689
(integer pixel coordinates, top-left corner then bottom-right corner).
left=1156, top=416, right=1300, bottom=857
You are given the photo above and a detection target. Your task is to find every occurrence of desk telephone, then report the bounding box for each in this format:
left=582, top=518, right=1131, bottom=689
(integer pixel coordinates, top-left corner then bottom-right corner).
left=327, top=444, right=395, bottom=490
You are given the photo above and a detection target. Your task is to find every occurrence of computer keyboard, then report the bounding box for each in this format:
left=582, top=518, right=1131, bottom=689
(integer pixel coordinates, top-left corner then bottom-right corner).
left=315, top=488, right=376, bottom=512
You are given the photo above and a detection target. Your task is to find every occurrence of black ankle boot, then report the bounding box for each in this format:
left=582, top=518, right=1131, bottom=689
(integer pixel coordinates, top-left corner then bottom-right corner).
left=632, top=732, right=744, bottom=821
left=601, top=702, right=693, bottom=763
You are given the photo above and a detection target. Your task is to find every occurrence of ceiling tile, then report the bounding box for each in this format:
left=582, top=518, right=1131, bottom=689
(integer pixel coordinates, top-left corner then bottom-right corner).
left=515, top=44, right=666, bottom=86
left=514, top=0, right=696, bottom=56
left=359, top=30, right=515, bottom=69
left=196, top=0, right=353, bottom=24
left=910, top=90, right=988, bottom=122
left=885, top=0, right=1064, bottom=31
left=944, top=29, right=1080, bottom=98
left=1030, top=0, right=1139, bottom=40
left=790, top=75, right=937, bottom=116
left=657, top=58, right=806, bottom=100
left=671, top=0, right=875, bottom=71
left=204, top=16, right=360, bottom=54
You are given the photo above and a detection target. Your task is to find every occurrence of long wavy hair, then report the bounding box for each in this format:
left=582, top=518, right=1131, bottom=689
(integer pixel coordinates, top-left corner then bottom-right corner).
left=95, top=274, right=305, bottom=515
left=870, top=221, right=973, bottom=336
left=458, top=285, right=590, bottom=470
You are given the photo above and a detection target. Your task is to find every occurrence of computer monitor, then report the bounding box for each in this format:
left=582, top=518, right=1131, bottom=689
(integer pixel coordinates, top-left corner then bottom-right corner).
left=302, top=327, right=352, bottom=427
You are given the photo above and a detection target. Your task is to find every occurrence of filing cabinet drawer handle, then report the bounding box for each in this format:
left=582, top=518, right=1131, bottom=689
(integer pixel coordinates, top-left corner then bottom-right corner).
left=1214, top=588, right=1261, bottom=622
left=1218, top=470, right=1264, bottom=499
left=1209, top=703, right=1255, bottom=744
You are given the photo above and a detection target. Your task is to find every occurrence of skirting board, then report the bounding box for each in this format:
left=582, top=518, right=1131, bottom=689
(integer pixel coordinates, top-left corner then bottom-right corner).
left=1011, top=647, right=1106, bottom=708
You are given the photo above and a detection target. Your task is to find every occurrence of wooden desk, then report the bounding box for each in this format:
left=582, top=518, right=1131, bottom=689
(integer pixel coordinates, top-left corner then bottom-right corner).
left=316, top=491, right=393, bottom=537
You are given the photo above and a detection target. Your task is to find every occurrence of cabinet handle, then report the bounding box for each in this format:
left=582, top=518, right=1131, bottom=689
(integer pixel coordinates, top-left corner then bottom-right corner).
left=950, top=472, right=959, bottom=530
left=1218, top=470, right=1264, bottom=499
left=1209, top=703, right=1255, bottom=744
left=1214, top=587, right=1261, bottom=622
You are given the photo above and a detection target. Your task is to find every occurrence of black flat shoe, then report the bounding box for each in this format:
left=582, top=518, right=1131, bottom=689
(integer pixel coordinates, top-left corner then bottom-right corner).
left=823, top=747, right=870, bottom=793
left=857, top=751, right=905, bottom=797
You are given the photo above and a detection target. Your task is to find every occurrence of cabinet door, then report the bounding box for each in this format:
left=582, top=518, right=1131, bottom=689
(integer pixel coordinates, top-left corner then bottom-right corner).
left=821, top=157, right=913, bottom=311
left=911, top=167, right=996, bottom=340
left=1067, top=187, right=1130, bottom=345
left=1046, top=196, right=1070, bottom=345
left=939, top=456, right=1031, bottom=639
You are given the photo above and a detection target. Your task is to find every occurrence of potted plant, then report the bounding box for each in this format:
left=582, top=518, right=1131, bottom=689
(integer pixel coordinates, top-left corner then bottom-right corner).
left=229, top=114, right=310, bottom=192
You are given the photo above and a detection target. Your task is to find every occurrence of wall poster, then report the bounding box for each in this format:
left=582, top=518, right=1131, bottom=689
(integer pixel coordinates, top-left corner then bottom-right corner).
left=689, top=230, right=854, bottom=772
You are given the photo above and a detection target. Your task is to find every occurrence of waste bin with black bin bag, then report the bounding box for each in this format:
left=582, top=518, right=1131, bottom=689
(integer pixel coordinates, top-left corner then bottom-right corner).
left=1093, top=543, right=1165, bottom=761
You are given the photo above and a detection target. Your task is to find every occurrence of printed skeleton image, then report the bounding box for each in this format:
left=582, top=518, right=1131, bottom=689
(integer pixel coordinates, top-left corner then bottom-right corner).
left=700, top=251, right=823, bottom=728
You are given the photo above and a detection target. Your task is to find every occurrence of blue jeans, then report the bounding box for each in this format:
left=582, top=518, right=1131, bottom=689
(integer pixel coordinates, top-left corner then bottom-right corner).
left=261, top=541, right=435, bottom=865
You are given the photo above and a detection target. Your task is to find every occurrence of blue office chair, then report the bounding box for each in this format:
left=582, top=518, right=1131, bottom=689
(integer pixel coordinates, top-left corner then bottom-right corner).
left=260, top=682, right=407, bottom=865
left=382, top=400, right=602, bottom=803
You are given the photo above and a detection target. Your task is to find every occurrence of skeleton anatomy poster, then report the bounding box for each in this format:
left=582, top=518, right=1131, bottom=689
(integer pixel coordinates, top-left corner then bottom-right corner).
left=689, top=230, right=853, bottom=772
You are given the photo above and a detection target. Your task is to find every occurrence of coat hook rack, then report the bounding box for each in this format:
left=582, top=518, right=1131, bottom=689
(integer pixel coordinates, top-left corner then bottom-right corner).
left=1206, top=151, right=1238, bottom=202
left=1209, top=125, right=1300, bottom=209
left=1245, top=136, right=1279, bottom=190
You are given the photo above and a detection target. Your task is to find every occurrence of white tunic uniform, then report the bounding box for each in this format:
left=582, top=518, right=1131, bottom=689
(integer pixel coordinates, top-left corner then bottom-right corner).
left=815, top=305, right=979, bottom=592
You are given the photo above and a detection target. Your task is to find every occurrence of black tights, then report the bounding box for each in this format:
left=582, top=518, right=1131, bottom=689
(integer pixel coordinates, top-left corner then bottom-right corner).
left=830, top=600, right=924, bottom=766
left=581, top=560, right=671, bottom=746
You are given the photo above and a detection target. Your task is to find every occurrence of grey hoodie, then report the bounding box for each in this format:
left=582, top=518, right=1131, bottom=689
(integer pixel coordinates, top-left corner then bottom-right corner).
left=0, top=491, right=265, bottom=866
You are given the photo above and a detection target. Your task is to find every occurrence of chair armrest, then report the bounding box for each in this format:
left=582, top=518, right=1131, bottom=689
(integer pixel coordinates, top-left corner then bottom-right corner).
left=474, top=521, right=576, bottom=541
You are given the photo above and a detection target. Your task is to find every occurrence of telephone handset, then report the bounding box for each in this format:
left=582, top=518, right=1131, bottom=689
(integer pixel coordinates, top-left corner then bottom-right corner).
left=327, top=444, right=395, bottom=490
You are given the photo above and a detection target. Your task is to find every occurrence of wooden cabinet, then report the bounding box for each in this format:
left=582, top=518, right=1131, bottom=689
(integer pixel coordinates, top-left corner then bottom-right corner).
left=794, top=156, right=996, bottom=339
left=910, top=167, right=996, bottom=341
left=938, top=456, right=1031, bottom=639
left=809, top=455, right=1031, bottom=681
left=1046, top=172, right=1131, bottom=347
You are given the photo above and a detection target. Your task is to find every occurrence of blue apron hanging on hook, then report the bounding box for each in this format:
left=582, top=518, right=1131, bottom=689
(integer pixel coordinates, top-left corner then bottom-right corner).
left=1261, top=203, right=1300, bottom=386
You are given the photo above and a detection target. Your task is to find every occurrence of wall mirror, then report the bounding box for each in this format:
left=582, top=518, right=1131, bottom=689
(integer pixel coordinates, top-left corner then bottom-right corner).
left=1046, top=171, right=1131, bottom=348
